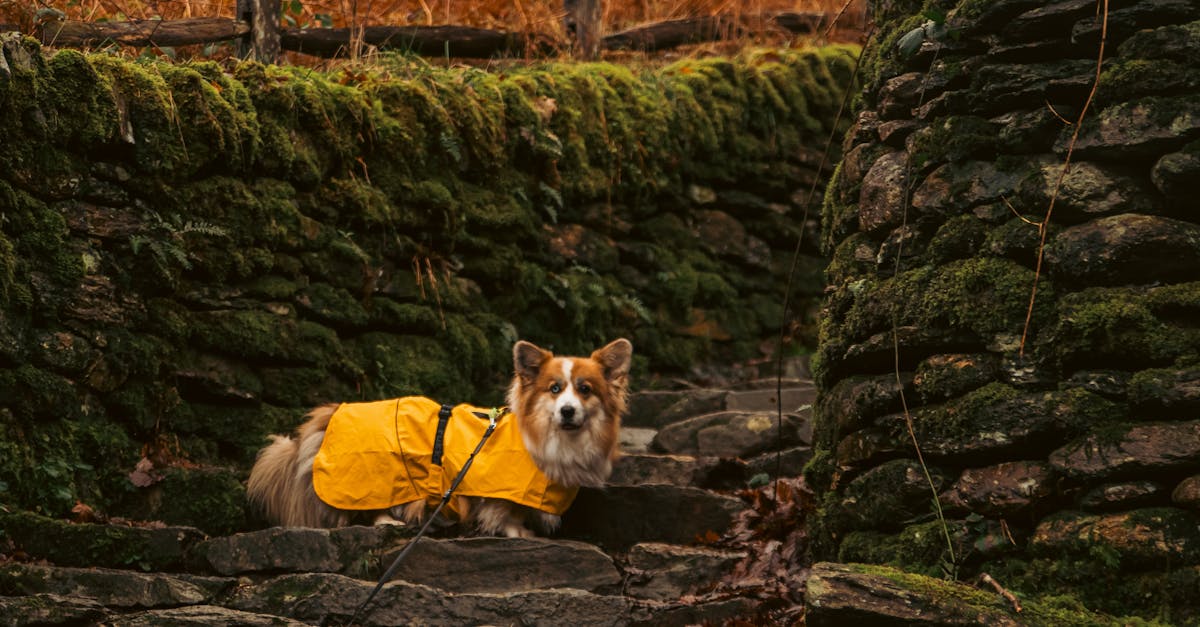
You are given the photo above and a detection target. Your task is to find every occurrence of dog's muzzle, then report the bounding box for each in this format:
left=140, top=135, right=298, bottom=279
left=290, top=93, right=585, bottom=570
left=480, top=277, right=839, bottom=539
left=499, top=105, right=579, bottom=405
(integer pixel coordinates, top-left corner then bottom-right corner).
left=558, top=405, right=582, bottom=430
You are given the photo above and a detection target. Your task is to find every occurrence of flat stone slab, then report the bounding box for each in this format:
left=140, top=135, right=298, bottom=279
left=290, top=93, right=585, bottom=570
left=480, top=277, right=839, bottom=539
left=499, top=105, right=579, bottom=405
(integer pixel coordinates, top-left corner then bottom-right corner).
left=380, top=537, right=620, bottom=594
left=626, top=385, right=815, bottom=430
left=199, top=525, right=413, bottom=576
left=230, top=572, right=631, bottom=627
left=0, top=510, right=204, bottom=571
left=0, top=563, right=233, bottom=609
left=803, top=562, right=1131, bottom=626
left=653, top=410, right=808, bottom=458
left=624, top=542, right=745, bottom=601
left=1031, top=508, right=1200, bottom=569
left=724, top=384, right=815, bottom=413
left=610, top=453, right=721, bottom=487
left=0, top=593, right=105, bottom=626
left=1050, top=420, right=1200, bottom=480
left=626, top=389, right=727, bottom=429
left=104, top=605, right=312, bottom=626
left=561, top=485, right=746, bottom=550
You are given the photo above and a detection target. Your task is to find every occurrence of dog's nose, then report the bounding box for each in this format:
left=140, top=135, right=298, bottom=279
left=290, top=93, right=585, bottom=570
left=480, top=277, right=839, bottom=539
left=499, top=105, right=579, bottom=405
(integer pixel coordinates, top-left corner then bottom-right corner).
left=560, top=405, right=576, bottom=421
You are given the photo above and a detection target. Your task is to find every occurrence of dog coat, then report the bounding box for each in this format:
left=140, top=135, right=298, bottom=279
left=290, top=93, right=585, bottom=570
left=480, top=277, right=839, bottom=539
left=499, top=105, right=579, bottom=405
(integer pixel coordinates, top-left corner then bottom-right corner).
left=311, top=396, right=578, bottom=520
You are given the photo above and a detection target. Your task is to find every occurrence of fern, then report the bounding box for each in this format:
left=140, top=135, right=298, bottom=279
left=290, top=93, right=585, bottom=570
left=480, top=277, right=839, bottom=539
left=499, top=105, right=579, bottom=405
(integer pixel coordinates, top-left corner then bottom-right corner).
left=128, top=210, right=228, bottom=279
left=538, top=182, right=562, bottom=224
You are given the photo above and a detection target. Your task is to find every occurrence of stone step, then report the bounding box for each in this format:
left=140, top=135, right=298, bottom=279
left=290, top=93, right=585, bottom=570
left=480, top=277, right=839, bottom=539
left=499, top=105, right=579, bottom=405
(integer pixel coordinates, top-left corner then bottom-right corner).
left=626, top=382, right=815, bottom=430
left=623, top=542, right=745, bottom=602
left=378, top=537, right=621, bottom=594
left=198, top=524, right=412, bottom=577
left=0, top=563, right=234, bottom=611
left=0, top=510, right=205, bottom=571
left=610, top=452, right=727, bottom=487
left=229, top=572, right=632, bottom=627
left=652, top=408, right=811, bottom=458
left=561, top=485, right=747, bottom=550
left=0, top=593, right=105, bottom=626
left=0, top=542, right=756, bottom=626
left=106, top=605, right=312, bottom=626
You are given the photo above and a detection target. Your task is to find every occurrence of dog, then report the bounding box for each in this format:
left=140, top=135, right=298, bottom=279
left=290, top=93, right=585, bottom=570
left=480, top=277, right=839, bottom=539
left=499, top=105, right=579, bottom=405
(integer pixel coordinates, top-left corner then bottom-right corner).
left=247, top=338, right=631, bottom=538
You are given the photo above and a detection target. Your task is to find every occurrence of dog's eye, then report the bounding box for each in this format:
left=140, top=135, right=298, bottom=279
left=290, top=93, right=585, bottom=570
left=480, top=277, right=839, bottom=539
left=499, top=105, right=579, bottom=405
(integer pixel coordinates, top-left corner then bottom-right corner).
left=577, top=382, right=591, bottom=395
left=550, top=382, right=562, bottom=394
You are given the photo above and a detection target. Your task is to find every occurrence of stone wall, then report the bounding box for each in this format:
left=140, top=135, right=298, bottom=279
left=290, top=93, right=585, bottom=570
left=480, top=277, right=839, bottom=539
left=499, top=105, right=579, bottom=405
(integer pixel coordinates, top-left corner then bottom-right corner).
left=809, top=0, right=1200, bottom=620
left=0, top=34, right=855, bottom=531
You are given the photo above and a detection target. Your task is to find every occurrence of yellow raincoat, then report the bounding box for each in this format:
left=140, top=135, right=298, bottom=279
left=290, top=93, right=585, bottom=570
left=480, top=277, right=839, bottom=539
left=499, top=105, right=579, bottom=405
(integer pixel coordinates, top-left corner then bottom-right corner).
left=311, top=397, right=578, bottom=520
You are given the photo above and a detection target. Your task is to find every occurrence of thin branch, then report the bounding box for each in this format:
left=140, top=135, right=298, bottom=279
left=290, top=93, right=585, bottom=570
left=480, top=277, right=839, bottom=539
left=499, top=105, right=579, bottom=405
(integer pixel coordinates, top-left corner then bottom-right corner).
left=1044, top=100, right=1073, bottom=126
left=1019, top=0, right=1108, bottom=357
left=822, top=0, right=857, bottom=40
left=981, top=573, right=1023, bottom=613
left=891, top=36, right=957, bottom=570
left=1000, top=195, right=1041, bottom=228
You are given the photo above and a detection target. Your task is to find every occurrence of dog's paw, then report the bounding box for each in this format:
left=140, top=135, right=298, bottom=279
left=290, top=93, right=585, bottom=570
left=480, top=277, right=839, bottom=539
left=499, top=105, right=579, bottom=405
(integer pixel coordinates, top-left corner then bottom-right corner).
left=503, top=524, right=535, bottom=539
left=373, top=513, right=406, bottom=526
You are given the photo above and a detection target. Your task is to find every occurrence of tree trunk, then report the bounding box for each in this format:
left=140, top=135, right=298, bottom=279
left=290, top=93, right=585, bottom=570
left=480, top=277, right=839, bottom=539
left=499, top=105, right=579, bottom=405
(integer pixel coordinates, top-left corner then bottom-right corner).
left=564, top=0, right=603, bottom=60
left=237, top=0, right=280, bottom=63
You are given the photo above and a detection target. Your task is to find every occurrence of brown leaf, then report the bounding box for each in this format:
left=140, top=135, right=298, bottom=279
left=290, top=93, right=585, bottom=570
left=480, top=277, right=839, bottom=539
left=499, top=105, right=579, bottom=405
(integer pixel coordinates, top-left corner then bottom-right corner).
left=70, top=501, right=101, bottom=523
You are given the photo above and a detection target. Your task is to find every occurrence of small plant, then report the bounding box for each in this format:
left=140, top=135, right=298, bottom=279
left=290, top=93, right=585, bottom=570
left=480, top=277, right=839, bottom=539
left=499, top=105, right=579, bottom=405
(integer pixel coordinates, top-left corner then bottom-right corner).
left=128, top=210, right=228, bottom=281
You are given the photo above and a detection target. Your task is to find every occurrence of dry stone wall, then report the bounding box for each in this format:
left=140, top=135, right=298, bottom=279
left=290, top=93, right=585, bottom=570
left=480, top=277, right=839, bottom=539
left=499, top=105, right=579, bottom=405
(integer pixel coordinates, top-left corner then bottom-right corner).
left=810, top=0, right=1200, bottom=620
left=0, top=34, right=856, bottom=531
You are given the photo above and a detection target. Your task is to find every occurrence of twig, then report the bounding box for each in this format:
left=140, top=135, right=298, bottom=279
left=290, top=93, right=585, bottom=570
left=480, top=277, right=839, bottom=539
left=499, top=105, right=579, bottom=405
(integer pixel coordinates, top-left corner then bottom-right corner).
left=981, top=573, right=1023, bottom=613
left=1019, top=0, right=1108, bottom=357
left=822, top=0, right=857, bottom=40
left=1044, top=100, right=1073, bottom=126
left=1000, top=195, right=1041, bottom=228
left=891, top=38, right=958, bottom=572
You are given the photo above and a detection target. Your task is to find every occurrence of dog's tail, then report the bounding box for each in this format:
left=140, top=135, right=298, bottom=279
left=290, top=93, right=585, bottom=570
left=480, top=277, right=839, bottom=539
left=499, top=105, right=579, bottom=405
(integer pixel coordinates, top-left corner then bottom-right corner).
left=247, top=404, right=348, bottom=528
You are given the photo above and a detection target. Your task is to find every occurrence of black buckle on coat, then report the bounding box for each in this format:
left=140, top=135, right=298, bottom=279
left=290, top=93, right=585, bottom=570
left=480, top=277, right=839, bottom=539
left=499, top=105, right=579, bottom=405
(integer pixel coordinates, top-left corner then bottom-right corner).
left=431, top=403, right=453, bottom=466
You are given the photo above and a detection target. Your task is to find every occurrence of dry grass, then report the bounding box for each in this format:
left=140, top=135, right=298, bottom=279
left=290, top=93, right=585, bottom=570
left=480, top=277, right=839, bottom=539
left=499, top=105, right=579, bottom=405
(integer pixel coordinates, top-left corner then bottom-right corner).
left=1, top=0, right=866, bottom=60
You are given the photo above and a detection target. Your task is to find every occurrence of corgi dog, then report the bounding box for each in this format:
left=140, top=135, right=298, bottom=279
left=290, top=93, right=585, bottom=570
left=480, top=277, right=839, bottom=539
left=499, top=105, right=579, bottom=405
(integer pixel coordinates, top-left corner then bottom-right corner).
left=247, top=338, right=631, bottom=538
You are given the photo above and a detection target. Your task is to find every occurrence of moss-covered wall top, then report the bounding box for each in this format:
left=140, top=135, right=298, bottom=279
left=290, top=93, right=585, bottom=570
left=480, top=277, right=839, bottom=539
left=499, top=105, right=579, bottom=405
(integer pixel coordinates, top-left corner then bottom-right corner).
left=0, top=33, right=856, bottom=529
left=809, top=0, right=1200, bottom=622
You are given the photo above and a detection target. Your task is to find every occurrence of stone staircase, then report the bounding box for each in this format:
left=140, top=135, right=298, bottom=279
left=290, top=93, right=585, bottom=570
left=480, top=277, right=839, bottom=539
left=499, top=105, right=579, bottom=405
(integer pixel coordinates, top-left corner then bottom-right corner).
left=0, top=380, right=816, bottom=626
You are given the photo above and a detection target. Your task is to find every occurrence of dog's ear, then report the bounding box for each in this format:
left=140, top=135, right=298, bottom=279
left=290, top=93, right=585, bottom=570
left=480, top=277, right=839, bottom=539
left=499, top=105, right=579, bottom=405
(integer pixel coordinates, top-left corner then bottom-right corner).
left=592, top=338, right=632, bottom=385
left=513, top=341, right=551, bottom=383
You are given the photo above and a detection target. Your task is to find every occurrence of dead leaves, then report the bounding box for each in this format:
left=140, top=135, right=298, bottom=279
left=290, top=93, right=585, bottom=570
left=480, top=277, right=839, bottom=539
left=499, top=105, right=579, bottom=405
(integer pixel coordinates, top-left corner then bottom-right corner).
left=679, top=476, right=817, bottom=625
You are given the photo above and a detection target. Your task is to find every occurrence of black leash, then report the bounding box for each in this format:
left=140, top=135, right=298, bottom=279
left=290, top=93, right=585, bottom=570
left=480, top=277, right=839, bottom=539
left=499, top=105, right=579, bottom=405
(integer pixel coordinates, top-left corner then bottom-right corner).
left=346, top=406, right=502, bottom=625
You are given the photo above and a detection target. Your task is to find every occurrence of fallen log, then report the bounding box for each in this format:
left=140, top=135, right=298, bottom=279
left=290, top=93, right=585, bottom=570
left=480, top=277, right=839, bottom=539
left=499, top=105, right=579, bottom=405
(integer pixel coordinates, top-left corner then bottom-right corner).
left=280, top=25, right=545, bottom=58
left=38, top=17, right=249, bottom=47
left=604, top=12, right=825, bottom=52
left=30, top=10, right=829, bottom=59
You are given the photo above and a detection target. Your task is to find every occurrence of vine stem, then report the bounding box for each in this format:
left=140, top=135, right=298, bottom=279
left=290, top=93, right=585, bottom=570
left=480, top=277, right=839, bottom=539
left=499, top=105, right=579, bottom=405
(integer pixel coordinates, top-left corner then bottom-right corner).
left=1019, top=0, right=1109, bottom=357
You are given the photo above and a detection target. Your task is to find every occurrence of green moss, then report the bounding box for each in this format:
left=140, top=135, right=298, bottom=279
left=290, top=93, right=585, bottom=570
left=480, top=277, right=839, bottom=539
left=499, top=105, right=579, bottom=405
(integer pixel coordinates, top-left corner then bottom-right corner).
left=843, top=563, right=1165, bottom=626
left=350, top=332, right=469, bottom=402
left=909, top=115, right=999, bottom=169
left=986, top=556, right=1197, bottom=624
left=839, top=520, right=962, bottom=578
left=916, top=381, right=1020, bottom=442
left=0, top=509, right=197, bottom=570
left=125, top=467, right=248, bottom=536
left=191, top=310, right=325, bottom=364
left=1097, top=58, right=1200, bottom=106
left=297, top=283, right=369, bottom=329
left=839, top=257, right=1052, bottom=345
left=1043, top=282, right=1200, bottom=371
left=0, top=409, right=136, bottom=516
